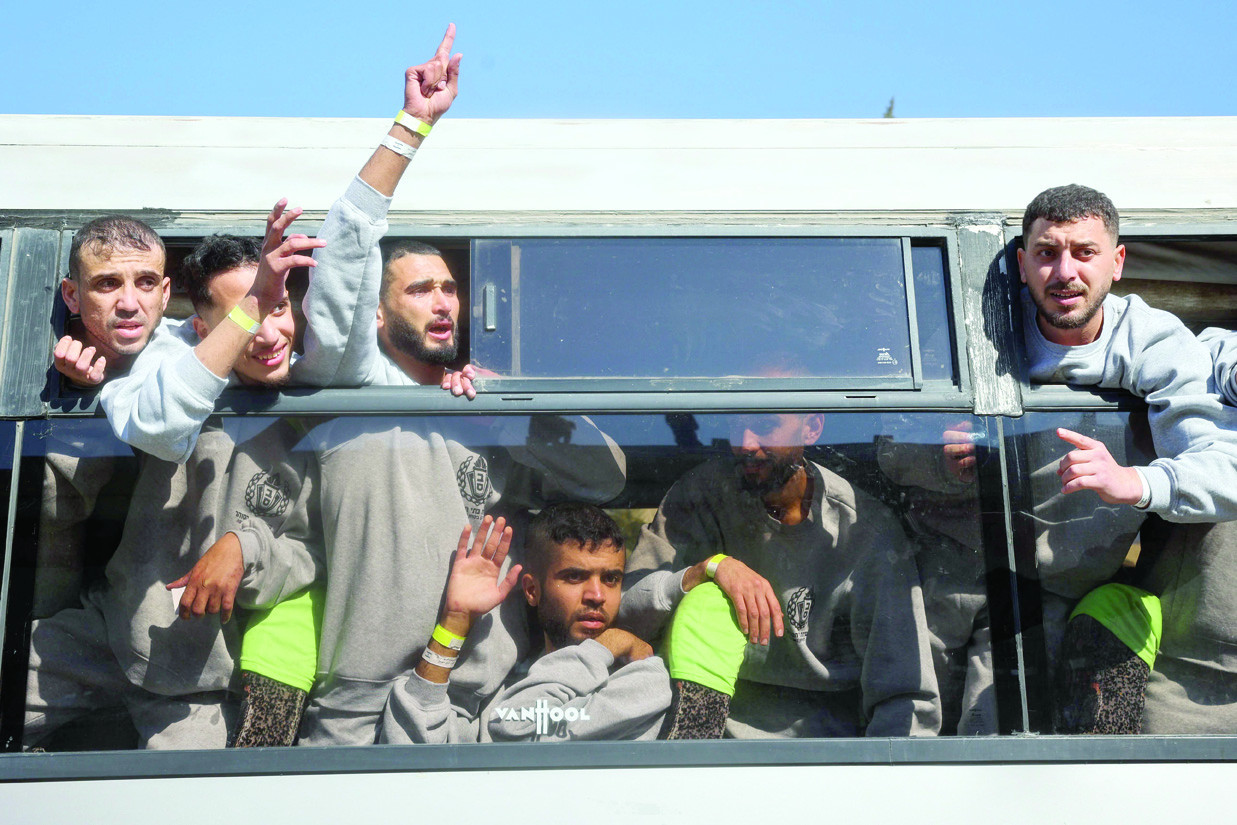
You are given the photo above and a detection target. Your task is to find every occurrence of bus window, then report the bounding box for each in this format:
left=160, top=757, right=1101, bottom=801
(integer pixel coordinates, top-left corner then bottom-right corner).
left=472, top=237, right=937, bottom=387
left=5, top=410, right=1002, bottom=750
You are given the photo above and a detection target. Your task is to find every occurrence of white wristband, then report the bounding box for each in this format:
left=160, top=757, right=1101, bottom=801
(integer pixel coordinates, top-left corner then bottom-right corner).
left=421, top=647, right=458, bottom=670
left=380, top=135, right=417, bottom=161
left=1133, top=468, right=1152, bottom=510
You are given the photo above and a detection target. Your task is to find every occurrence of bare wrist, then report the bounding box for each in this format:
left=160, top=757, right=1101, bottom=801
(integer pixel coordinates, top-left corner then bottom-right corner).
left=438, top=609, right=472, bottom=638
left=681, top=562, right=708, bottom=593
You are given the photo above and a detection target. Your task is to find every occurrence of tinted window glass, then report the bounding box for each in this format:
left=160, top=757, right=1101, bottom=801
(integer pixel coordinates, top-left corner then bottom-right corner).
left=474, top=238, right=916, bottom=383
left=9, top=411, right=999, bottom=750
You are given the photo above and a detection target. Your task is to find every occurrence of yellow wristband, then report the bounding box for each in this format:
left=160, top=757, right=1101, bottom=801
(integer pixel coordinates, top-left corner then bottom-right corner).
left=705, top=554, right=727, bottom=579
left=431, top=623, right=465, bottom=651
left=227, top=305, right=260, bottom=334
left=395, top=110, right=433, bottom=137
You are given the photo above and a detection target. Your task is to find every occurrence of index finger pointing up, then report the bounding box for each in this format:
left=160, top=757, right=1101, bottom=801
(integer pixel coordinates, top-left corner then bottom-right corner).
left=1056, top=428, right=1099, bottom=449
left=436, top=23, right=456, bottom=61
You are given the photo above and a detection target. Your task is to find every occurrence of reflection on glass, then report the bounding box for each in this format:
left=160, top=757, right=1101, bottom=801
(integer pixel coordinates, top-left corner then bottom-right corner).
left=474, top=238, right=914, bottom=381
left=1013, top=410, right=1237, bottom=735
left=14, top=411, right=998, bottom=751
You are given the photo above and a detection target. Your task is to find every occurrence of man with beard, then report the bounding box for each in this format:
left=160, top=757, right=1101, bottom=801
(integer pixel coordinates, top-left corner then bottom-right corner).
left=619, top=411, right=941, bottom=738
left=382, top=505, right=672, bottom=743
left=178, top=27, right=627, bottom=747
left=1015, top=185, right=1237, bottom=684
left=1018, top=184, right=1237, bottom=521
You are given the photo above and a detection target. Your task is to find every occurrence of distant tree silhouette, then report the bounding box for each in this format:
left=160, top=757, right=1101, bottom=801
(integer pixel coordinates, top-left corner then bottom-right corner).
left=883, top=96, right=896, bottom=118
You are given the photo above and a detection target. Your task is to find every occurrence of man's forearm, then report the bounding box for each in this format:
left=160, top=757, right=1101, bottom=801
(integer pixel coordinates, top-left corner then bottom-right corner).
left=358, top=120, right=426, bottom=197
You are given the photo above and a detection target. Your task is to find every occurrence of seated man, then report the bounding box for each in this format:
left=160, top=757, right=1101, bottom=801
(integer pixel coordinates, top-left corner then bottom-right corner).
left=382, top=504, right=671, bottom=743
left=490, top=503, right=671, bottom=741
left=38, top=216, right=172, bottom=618
left=620, top=411, right=941, bottom=738
left=24, top=232, right=318, bottom=750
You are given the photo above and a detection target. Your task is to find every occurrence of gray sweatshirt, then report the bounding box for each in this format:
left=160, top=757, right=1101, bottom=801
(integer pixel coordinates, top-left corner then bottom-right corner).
left=620, top=458, right=941, bottom=738
left=76, top=416, right=315, bottom=696
left=97, top=176, right=393, bottom=463
left=382, top=641, right=670, bottom=744
left=238, top=414, right=627, bottom=746
left=1137, top=518, right=1237, bottom=733
left=1022, top=290, right=1237, bottom=521
left=1199, top=327, right=1237, bottom=404
left=486, top=642, right=670, bottom=742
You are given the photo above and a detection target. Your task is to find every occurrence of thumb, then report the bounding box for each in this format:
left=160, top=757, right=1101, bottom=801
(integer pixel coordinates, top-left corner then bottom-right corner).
left=166, top=574, right=189, bottom=590
left=497, top=564, right=523, bottom=598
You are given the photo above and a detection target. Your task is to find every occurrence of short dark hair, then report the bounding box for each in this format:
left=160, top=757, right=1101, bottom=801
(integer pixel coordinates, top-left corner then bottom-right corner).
left=179, top=234, right=261, bottom=312
left=1021, top=184, right=1120, bottom=244
left=68, top=216, right=165, bottom=280
left=525, top=503, right=625, bottom=577
left=381, top=241, right=446, bottom=303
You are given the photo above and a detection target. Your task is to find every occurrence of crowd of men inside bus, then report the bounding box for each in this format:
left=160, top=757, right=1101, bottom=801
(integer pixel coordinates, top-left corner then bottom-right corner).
left=19, top=27, right=1237, bottom=750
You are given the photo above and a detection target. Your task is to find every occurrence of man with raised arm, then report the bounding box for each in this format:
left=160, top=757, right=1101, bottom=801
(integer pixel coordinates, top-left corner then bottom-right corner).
left=381, top=505, right=672, bottom=744
left=24, top=231, right=321, bottom=750
left=620, top=411, right=941, bottom=738
left=169, top=28, right=626, bottom=748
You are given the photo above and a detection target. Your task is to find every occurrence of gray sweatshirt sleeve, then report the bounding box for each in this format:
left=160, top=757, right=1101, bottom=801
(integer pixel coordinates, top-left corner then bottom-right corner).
left=98, top=319, right=228, bottom=464
left=1199, top=327, right=1237, bottom=406
left=1027, top=294, right=1237, bottom=522
left=233, top=445, right=325, bottom=610
left=846, top=512, right=942, bottom=737
left=380, top=671, right=484, bottom=745
left=1114, top=307, right=1237, bottom=521
left=487, top=641, right=671, bottom=742
left=293, top=176, right=392, bottom=387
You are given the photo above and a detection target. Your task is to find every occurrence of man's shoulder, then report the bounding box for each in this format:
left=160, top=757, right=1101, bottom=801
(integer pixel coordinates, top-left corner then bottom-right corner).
left=1108, top=292, right=1188, bottom=334
left=148, top=316, right=199, bottom=349
left=811, top=460, right=904, bottom=531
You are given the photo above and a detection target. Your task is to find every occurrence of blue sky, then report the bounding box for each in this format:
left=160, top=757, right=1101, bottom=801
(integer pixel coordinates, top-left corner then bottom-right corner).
left=4, top=1, right=1234, bottom=118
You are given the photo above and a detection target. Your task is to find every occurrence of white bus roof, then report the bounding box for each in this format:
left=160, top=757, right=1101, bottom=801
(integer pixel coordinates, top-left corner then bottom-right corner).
left=2, top=114, right=1235, bottom=214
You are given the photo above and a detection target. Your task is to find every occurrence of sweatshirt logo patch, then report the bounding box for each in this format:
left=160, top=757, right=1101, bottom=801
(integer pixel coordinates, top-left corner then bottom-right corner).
left=456, top=455, right=493, bottom=518
left=786, top=587, right=813, bottom=641
left=245, top=471, right=291, bottom=518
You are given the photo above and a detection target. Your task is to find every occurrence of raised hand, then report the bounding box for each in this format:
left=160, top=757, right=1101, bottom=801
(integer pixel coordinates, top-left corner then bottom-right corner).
left=1056, top=427, right=1143, bottom=505
left=167, top=531, right=244, bottom=623
left=402, top=23, right=462, bottom=125
left=249, top=199, right=327, bottom=315
left=53, top=335, right=107, bottom=386
left=442, top=516, right=521, bottom=625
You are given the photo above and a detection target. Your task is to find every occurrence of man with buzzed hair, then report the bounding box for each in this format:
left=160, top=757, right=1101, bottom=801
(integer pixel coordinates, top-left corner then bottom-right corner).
left=25, top=229, right=320, bottom=750
left=55, top=216, right=170, bottom=385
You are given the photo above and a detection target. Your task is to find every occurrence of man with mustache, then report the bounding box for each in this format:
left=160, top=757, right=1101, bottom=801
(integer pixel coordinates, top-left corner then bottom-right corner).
left=1019, top=183, right=1237, bottom=521
left=1015, top=185, right=1237, bottom=674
